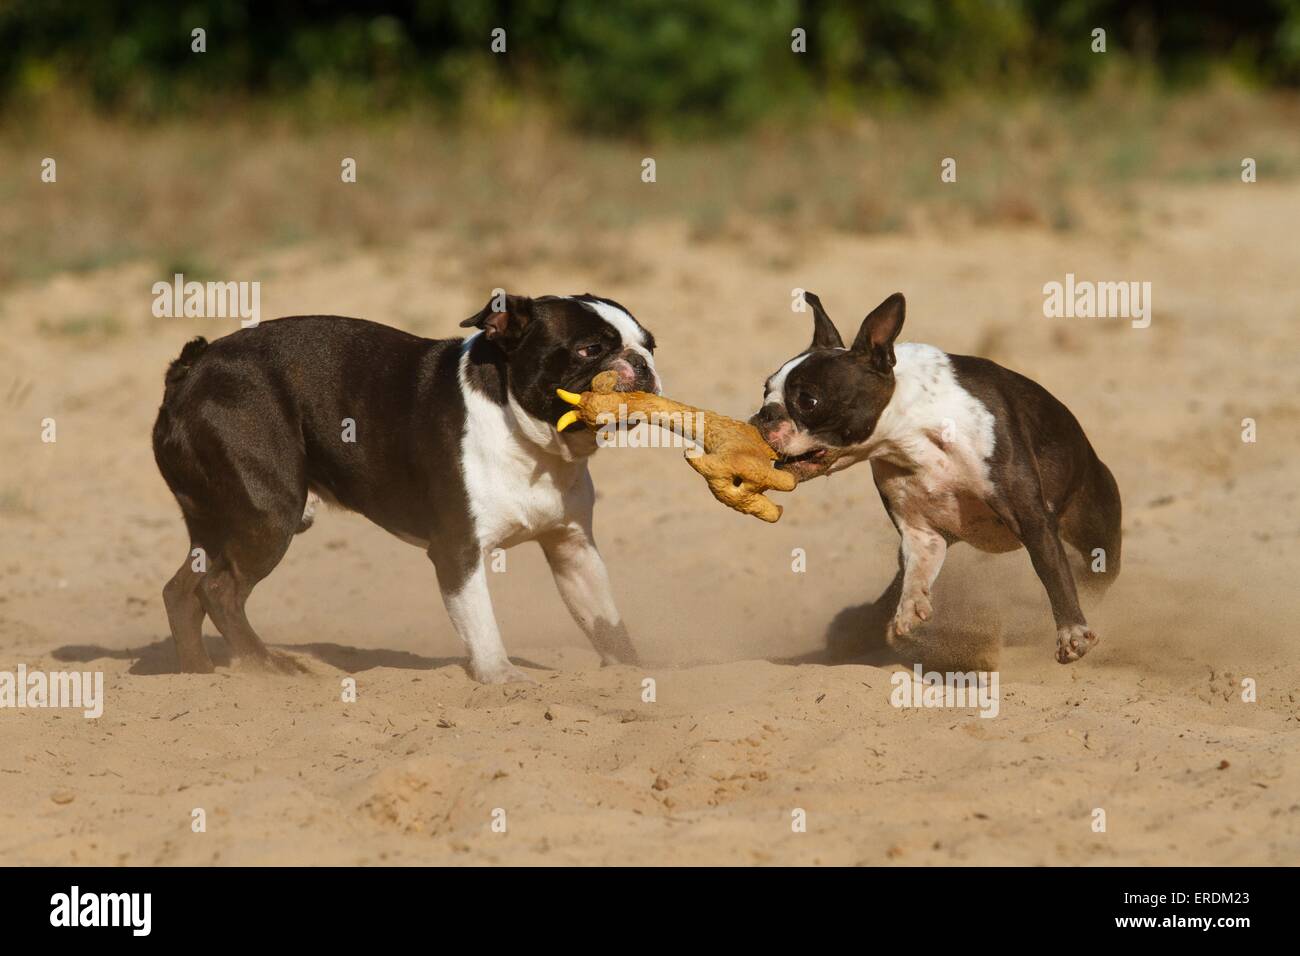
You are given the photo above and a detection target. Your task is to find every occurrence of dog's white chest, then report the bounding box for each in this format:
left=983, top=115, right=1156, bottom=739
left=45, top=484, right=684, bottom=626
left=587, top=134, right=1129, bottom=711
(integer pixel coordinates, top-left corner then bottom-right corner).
left=867, top=345, right=1020, bottom=553
left=468, top=456, right=580, bottom=549
left=460, top=390, right=585, bottom=550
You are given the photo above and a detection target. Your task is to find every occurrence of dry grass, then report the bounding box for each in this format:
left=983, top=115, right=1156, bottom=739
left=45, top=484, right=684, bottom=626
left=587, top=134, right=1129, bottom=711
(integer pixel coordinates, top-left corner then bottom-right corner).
left=2, top=80, right=1299, bottom=288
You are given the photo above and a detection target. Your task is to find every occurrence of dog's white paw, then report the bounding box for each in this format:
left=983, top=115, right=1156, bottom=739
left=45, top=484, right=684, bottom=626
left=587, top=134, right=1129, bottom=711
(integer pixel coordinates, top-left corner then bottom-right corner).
left=890, top=592, right=933, bottom=639
left=473, top=661, right=536, bottom=685
left=1055, top=624, right=1099, bottom=664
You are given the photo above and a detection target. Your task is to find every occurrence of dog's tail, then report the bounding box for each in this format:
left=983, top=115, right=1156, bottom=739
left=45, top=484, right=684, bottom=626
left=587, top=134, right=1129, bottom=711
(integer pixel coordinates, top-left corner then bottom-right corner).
left=164, top=337, right=209, bottom=388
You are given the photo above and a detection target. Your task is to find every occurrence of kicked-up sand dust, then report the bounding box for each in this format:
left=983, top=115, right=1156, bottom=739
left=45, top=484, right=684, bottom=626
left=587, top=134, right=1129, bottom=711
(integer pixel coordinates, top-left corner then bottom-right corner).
left=1, top=181, right=1297, bottom=864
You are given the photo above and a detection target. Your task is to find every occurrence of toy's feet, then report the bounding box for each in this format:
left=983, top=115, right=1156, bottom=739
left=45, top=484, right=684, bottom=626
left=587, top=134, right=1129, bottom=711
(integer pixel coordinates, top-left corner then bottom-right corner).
left=1055, top=624, right=1099, bottom=663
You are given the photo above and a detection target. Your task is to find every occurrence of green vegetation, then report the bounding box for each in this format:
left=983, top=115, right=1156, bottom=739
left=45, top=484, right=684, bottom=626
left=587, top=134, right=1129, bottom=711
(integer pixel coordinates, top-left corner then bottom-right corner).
left=3, top=1, right=1300, bottom=134
left=4, top=3, right=1299, bottom=289
left=37, top=314, right=124, bottom=341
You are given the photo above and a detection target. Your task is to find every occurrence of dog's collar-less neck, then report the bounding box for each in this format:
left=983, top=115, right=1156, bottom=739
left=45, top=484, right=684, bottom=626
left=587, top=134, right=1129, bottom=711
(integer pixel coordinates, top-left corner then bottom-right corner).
left=461, top=332, right=509, bottom=405
left=856, top=342, right=937, bottom=464
left=458, top=335, right=595, bottom=465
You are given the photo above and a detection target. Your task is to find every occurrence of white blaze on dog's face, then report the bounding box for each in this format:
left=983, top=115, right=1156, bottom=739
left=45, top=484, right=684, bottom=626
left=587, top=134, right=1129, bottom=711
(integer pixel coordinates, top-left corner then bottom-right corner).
left=750, top=292, right=905, bottom=482
left=573, top=296, right=662, bottom=395
left=460, top=293, right=661, bottom=438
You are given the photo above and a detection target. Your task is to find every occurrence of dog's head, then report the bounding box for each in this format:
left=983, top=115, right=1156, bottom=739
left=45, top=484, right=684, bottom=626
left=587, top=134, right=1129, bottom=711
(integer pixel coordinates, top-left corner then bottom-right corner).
left=750, top=292, right=905, bottom=481
left=461, top=292, right=660, bottom=437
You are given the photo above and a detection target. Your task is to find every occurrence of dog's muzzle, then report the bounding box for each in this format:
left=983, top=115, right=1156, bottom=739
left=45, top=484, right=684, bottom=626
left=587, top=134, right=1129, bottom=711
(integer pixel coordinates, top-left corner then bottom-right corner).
left=609, top=350, right=660, bottom=394
left=750, top=403, right=794, bottom=451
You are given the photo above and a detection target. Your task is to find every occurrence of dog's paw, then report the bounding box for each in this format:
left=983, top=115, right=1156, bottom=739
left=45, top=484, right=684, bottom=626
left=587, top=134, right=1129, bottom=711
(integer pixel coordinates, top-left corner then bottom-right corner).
left=473, top=661, right=536, bottom=685
left=890, top=593, right=933, bottom=639
left=236, top=649, right=313, bottom=675
left=1055, top=624, right=1099, bottom=664
left=269, top=649, right=315, bottom=675
left=599, top=653, right=641, bottom=668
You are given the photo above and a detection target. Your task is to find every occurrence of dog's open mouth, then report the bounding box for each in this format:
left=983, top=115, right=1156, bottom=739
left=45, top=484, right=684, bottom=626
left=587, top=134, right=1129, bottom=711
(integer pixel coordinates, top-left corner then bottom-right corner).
left=776, top=448, right=828, bottom=469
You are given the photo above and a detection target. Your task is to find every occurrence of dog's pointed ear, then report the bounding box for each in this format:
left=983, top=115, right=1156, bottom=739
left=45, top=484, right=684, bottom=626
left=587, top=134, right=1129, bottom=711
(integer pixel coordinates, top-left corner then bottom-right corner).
left=804, top=292, right=844, bottom=350
left=851, top=293, right=905, bottom=372
left=460, top=292, right=534, bottom=348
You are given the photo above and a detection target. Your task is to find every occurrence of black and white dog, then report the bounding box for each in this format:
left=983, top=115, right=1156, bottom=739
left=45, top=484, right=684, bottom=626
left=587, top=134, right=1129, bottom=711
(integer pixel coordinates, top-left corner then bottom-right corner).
left=152, top=293, right=659, bottom=683
left=751, top=292, right=1121, bottom=664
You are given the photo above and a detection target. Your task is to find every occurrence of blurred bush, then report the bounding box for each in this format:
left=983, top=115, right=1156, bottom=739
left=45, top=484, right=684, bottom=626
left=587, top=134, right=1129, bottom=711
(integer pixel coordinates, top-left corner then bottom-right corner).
left=2, top=0, right=1299, bottom=133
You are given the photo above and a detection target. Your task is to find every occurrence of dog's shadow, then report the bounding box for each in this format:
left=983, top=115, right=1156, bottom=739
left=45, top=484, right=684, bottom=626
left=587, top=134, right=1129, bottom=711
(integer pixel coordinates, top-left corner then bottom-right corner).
left=51, top=639, right=226, bottom=675
left=50, top=637, right=551, bottom=676
left=774, top=595, right=1002, bottom=673
left=772, top=597, right=896, bottom=667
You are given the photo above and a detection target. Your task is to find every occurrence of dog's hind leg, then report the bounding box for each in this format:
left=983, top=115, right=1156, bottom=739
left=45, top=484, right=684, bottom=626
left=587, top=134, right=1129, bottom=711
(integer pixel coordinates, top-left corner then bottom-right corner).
left=197, top=522, right=306, bottom=674
left=163, top=554, right=213, bottom=673
left=1005, top=502, right=1097, bottom=664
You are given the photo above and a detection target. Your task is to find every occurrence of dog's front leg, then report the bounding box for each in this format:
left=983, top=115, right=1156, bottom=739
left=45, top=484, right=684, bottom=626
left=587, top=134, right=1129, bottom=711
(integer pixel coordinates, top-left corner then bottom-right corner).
left=539, top=522, right=639, bottom=666
left=886, top=523, right=948, bottom=647
left=430, top=550, right=531, bottom=684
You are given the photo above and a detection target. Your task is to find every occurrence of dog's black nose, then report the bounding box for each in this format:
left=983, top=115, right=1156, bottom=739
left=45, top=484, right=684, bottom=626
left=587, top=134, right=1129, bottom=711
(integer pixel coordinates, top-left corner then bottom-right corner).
left=749, top=403, right=783, bottom=429
left=617, top=349, right=661, bottom=393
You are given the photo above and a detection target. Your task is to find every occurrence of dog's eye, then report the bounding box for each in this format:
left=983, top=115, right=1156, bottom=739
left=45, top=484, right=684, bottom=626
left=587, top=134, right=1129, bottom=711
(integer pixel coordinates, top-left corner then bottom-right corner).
left=795, top=390, right=819, bottom=413
left=577, top=343, right=605, bottom=359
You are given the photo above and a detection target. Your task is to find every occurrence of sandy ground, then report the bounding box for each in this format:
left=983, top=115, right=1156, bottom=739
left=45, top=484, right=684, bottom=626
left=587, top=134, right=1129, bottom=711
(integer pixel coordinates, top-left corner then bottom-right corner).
left=1, top=181, right=1297, bottom=866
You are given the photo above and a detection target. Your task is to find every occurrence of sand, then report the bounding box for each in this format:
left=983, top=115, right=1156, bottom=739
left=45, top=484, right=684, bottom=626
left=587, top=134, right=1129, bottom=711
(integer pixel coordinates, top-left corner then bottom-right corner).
left=1, top=181, right=1297, bottom=865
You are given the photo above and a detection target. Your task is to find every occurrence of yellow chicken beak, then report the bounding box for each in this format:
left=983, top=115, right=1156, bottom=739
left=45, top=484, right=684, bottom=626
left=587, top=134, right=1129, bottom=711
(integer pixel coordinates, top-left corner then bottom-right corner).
left=556, top=388, right=582, bottom=405
left=556, top=410, right=580, bottom=432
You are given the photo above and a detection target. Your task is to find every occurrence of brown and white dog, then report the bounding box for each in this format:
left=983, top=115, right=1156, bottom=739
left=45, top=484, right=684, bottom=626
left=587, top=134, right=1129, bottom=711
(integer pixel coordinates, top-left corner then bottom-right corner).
left=152, top=293, right=660, bottom=683
left=751, top=292, right=1121, bottom=663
